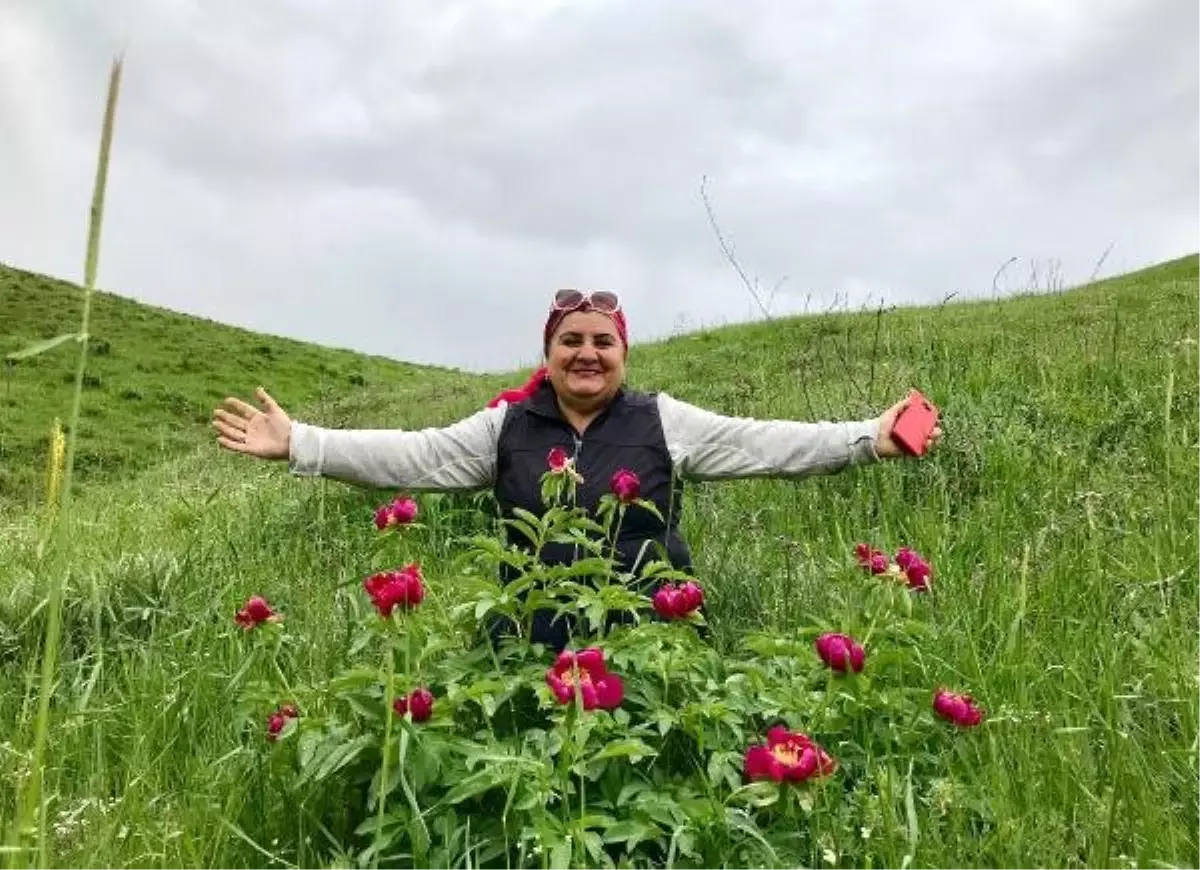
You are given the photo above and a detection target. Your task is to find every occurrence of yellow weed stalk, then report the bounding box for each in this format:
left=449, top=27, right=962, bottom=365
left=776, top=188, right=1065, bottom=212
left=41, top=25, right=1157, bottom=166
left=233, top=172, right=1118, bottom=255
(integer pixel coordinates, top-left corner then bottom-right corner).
left=43, top=418, right=65, bottom=524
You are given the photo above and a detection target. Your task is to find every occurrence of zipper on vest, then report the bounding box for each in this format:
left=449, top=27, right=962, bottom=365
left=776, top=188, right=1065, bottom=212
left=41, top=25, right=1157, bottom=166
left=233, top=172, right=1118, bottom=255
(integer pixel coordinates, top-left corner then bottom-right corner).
left=572, top=433, right=583, bottom=461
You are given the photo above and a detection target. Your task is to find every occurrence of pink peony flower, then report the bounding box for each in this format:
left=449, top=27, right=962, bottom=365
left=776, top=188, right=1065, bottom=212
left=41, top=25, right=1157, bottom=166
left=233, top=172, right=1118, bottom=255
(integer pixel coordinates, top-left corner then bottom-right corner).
left=545, top=647, right=624, bottom=711
left=610, top=468, right=640, bottom=503
left=547, top=447, right=570, bottom=473
left=235, top=595, right=278, bottom=630
left=363, top=564, right=426, bottom=617
left=933, top=688, right=984, bottom=727
left=855, top=543, right=889, bottom=575
left=544, top=446, right=585, bottom=484
left=652, top=581, right=705, bottom=620
left=407, top=688, right=435, bottom=722
left=902, top=552, right=932, bottom=592
left=744, top=726, right=837, bottom=782
left=375, top=496, right=419, bottom=530
left=266, top=712, right=287, bottom=742
left=814, top=632, right=866, bottom=673
left=855, top=543, right=932, bottom=591
left=265, top=702, right=299, bottom=741
left=393, top=687, right=435, bottom=722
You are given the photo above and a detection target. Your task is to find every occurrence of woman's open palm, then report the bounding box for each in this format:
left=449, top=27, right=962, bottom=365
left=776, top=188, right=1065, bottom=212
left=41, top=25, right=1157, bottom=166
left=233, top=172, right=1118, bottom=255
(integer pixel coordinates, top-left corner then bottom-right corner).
left=212, top=387, right=292, bottom=460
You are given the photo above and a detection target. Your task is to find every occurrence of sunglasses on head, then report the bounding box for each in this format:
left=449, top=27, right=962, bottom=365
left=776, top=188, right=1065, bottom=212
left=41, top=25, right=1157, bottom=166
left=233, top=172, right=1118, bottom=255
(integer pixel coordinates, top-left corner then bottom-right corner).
left=552, top=289, right=621, bottom=314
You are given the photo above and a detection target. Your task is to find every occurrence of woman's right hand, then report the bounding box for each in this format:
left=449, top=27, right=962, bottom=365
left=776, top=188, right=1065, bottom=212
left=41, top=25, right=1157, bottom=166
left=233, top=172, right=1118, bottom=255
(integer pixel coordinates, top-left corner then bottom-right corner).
left=212, top=387, right=293, bottom=460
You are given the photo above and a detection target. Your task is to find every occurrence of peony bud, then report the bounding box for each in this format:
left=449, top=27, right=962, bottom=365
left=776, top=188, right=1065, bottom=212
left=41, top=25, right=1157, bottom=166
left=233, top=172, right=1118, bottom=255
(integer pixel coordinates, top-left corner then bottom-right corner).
left=407, top=688, right=435, bottom=722
left=236, top=595, right=277, bottom=629
left=547, top=447, right=570, bottom=472
left=815, top=632, right=866, bottom=673
left=610, top=468, right=640, bottom=503
left=933, top=688, right=984, bottom=727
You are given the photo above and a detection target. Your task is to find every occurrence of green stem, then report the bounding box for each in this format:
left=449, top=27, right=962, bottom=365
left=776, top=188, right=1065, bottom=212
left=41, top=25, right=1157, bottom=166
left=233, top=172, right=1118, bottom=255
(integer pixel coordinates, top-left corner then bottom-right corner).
left=374, top=624, right=397, bottom=869
left=13, top=56, right=122, bottom=869
left=407, top=618, right=415, bottom=677
left=608, top=504, right=627, bottom=572
left=270, top=649, right=295, bottom=698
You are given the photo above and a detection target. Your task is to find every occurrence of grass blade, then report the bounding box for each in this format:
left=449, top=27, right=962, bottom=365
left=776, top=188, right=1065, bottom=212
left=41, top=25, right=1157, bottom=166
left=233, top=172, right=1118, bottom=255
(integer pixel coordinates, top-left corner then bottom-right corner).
left=9, top=55, right=123, bottom=869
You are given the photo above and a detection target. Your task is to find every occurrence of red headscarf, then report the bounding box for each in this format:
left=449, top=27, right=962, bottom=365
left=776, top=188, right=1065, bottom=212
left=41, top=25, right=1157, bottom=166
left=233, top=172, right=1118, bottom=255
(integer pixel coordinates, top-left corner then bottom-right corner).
left=486, top=299, right=628, bottom=408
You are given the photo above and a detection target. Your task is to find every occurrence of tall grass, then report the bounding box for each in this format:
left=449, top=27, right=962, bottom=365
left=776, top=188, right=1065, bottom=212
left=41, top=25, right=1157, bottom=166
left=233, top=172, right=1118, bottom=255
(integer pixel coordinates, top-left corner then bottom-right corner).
left=7, top=56, right=123, bottom=868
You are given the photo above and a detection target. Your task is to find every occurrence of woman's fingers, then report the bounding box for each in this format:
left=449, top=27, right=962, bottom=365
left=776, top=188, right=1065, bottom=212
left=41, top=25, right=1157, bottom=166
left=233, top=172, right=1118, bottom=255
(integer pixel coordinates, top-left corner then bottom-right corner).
left=213, top=417, right=247, bottom=443
left=255, top=387, right=280, bottom=413
left=213, top=408, right=248, bottom=431
left=216, top=433, right=250, bottom=453
left=221, top=396, right=259, bottom=419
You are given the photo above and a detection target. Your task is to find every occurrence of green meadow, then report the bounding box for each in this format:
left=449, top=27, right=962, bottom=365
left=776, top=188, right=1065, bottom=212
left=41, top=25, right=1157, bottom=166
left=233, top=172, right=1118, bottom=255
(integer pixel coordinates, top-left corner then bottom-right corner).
left=2, top=246, right=1196, bottom=867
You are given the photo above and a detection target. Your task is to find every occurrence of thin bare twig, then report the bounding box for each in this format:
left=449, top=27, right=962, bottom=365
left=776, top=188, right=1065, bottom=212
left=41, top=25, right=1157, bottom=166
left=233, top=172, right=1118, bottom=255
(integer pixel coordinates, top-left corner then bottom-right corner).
left=992, top=256, right=1018, bottom=298
left=699, top=175, right=773, bottom=320
left=1089, top=242, right=1115, bottom=283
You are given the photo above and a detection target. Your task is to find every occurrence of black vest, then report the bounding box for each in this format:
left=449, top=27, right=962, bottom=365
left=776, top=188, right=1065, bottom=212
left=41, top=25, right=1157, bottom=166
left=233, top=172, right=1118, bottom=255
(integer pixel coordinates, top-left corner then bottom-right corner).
left=491, top=380, right=695, bottom=649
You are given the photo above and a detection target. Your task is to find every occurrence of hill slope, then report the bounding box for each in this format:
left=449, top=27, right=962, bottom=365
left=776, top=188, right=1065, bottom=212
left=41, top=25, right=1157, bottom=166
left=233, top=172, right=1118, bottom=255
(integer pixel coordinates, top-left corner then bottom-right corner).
left=0, top=263, right=506, bottom=509
left=0, top=254, right=1196, bottom=868
left=3, top=255, right=1196, bottom=512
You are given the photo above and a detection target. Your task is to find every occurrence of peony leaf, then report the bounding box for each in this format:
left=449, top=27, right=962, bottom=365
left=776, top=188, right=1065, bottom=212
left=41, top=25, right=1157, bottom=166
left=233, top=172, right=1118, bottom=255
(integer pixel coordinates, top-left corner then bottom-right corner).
left=727, top=781, right=781, bottom=808
left=602, top=819, right=661, bottom=849
left=592, top=738, right=656, bottom=763
left=549, top=840, right=572, bottom=870
left=297, top=734, right=374, bottom=788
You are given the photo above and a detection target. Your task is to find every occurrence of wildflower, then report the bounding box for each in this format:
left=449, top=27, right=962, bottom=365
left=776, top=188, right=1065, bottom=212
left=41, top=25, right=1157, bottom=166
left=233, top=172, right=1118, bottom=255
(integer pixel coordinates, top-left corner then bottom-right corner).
left=855, top=543, right=889, bottom=575
left=393, top=687, right=435, bottom=722
left=235, top=595, right=278, bottom=629
left=610, top=468, right=640, bottom=503
left=652, top=580, right=705, bottom=620
left=898, top=549, right=932, bottom=592
left=547, top=447, right=569, bottom=472
left=814, top=632, right=865, bottom=673
left=266, top=713, right=286, bottom=741
left=855, top=543, right=932, bottom=591
left=933, top=688, right=984, bottom=727
left=743, top=726, right=837, bottom=782
left=544, top=446, right=584, bottom=484
left=363, top=564, right=425, bottom=617
left=546, top=647, right=624, bottom=711
left=375, top=496, right=419, bottom=530
left=265, top=704, right=298, bottom=742
left=408, top=688, right=434, bottom=722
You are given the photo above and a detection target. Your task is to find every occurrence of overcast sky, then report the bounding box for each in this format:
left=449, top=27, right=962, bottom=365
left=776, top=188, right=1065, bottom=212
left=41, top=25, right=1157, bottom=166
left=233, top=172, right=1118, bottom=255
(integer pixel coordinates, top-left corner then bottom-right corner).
left=1, top=0, right=1196, bottom=372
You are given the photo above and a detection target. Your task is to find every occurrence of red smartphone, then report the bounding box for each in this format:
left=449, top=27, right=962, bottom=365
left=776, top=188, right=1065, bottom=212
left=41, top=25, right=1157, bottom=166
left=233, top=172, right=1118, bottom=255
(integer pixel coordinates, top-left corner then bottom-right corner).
left=891, top=390, right=939, bottom=456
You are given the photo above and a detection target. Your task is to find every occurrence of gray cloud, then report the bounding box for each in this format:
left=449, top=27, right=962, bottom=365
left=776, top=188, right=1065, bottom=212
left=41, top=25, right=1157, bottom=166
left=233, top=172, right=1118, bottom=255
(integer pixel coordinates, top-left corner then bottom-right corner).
left=1, top=0, right=1195, bottom=372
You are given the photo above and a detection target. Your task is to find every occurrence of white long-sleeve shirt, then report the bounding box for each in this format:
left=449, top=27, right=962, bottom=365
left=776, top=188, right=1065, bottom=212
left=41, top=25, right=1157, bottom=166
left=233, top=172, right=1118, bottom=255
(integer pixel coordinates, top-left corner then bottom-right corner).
left=287, top=392, right=882, bottom=491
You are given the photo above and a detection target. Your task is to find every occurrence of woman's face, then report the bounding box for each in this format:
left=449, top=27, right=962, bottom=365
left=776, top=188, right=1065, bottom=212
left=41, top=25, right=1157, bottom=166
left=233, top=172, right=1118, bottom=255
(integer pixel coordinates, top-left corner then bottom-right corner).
left=545, top=310, right=626, bottom=407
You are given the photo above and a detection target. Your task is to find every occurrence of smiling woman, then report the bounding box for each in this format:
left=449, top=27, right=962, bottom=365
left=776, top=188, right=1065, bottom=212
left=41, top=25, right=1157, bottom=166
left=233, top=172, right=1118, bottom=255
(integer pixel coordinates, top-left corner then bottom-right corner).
left=212, top=287, right=941, bottom=650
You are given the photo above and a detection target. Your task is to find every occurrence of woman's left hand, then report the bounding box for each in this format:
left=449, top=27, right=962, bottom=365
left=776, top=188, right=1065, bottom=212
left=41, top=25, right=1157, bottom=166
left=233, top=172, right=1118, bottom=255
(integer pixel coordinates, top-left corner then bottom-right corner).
left=874, top=395, right=943, bottom=459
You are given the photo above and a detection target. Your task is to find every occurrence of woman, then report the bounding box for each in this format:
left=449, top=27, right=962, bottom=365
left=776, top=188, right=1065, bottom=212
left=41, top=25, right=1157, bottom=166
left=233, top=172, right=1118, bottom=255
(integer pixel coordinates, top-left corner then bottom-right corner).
left=213, top=289, right=941, bottom=649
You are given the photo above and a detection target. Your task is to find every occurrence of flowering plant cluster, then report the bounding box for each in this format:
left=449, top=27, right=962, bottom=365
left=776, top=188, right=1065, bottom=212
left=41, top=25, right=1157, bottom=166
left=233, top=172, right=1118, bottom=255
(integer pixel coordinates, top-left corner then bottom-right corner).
left=856, top=542, right=933, bottom=591
left=362, top=564, right=425, bottom=616
left=374, top=495, right=419, bottom=530
left=229, top=448, right=986, bottom=867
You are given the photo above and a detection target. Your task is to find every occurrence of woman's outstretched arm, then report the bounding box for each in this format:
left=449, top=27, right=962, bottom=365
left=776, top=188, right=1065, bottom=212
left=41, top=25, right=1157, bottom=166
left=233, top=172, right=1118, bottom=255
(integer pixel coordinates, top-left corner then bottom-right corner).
left=213, top=387, right=505, bottom=492
left=657, top=391, right=939, bottom=481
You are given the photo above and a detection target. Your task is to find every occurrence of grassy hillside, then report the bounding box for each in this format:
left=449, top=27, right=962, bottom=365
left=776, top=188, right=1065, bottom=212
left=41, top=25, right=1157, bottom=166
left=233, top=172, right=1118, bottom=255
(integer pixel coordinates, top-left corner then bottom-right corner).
left=1, top=254, right=1196, bottom=869
left=0, top=262, right=506, bottom=510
